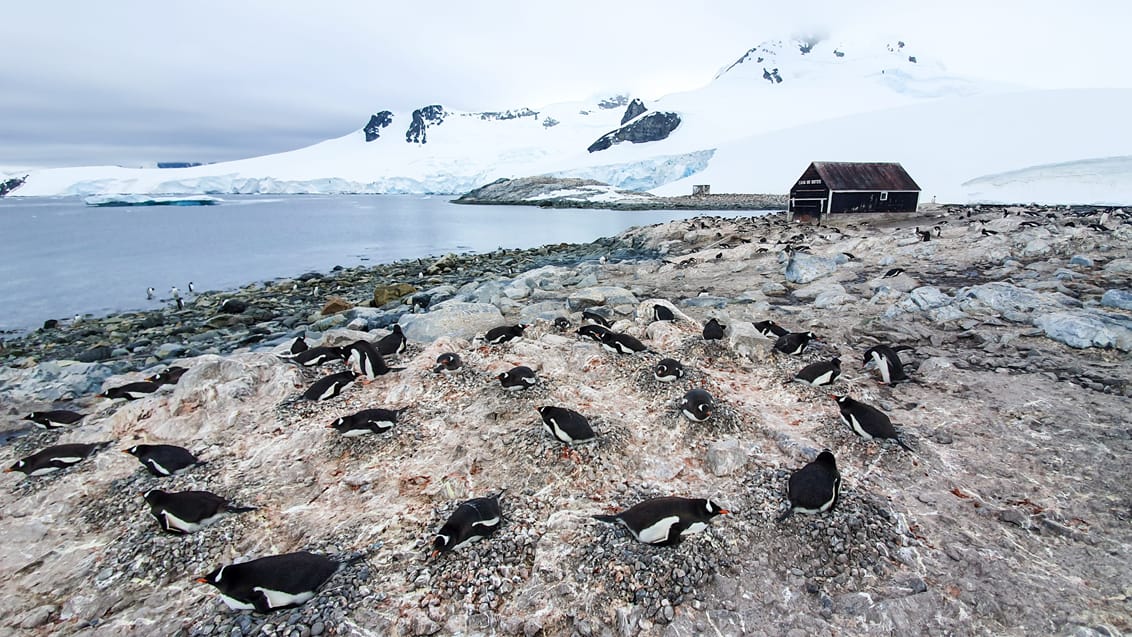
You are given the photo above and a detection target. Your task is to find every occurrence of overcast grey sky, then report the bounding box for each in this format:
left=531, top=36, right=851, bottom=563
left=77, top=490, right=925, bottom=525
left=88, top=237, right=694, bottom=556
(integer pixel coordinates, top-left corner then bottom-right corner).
left=3, top=0, right=1129, bottom=168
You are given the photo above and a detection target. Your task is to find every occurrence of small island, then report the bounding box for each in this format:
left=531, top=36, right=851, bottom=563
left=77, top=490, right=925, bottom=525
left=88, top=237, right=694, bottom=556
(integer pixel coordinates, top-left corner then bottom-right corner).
left=452, top=176, right=787, bottom=210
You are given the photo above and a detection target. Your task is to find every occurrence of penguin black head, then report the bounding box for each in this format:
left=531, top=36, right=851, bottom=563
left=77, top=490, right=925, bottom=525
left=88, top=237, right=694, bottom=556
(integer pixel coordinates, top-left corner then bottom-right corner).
left=815, top=450, right=837, bottom=469
left=704, top=499, right=731, bottom=517
left=6, top=459, right=26, bottom=473
left=553, top=317, right=570, bottom=331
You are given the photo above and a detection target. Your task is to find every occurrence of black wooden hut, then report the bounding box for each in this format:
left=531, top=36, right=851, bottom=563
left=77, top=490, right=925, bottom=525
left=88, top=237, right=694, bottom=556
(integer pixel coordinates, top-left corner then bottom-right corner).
left=788, top=162, right=920, bottom=219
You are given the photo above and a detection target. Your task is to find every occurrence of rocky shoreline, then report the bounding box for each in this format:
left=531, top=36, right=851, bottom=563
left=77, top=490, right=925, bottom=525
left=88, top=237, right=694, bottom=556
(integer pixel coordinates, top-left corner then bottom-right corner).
left=1, top=205, right=1131, bottom=637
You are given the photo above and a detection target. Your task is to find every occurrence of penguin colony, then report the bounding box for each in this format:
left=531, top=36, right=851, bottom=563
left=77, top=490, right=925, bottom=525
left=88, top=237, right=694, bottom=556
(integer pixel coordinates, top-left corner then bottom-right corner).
left=4, top=289, right=919, bottom=624
left=16, top=205, right=1118, bottom=632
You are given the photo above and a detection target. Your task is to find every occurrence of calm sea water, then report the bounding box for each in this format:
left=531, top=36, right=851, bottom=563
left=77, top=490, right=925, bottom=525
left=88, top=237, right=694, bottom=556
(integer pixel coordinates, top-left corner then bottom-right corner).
left=0, top=195, right=763, bottom=333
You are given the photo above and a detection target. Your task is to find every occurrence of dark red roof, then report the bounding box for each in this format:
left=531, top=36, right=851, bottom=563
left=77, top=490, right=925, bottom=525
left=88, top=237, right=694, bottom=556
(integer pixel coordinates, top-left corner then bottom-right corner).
left=810, top=162, right=920, bottom=191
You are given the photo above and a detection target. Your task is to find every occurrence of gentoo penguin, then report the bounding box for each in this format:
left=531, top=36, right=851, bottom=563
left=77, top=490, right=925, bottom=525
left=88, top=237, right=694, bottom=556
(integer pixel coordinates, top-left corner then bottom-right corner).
left=289, top=335, right=309, bottom=355
left=576, top=324, right=611, bottom=342
left=776, top=451, right=841, bottom=522
left=536, top=406, right=596, bottom=445
left=328, top=408, right=402, bottom=436
left=345, top=340, right=397, bottom=379
left=6, top=442, right=112, bottom=477
left=754, top=320, right=789, bottom=339
left=553, top=317, right=571, bottom=332
left=581, top=310, right=612, bottom=327
left=144, top=489, right=256, bottom=535
left=862, top=345, right=909, bottom=384
left=97, top=381, right=162, bottom=401
left=599, top=330, right=648, bottom=355
left=283, top=345, right=346, bottom=367
left=196, top=551, right=343, bottom=612
left=146, top=366, right=187, bottom=386
left=188, top=281, right=196, bottom=294
left=774, top=331, right=817, bottom=356
left=175, top=298, right=185, bottom=311
left=374, top=324, right=407, bottom=356
left=702, top=318, right=726, bottom=341
left=592, top=496, right=730, bottom=546
left=125, top=444, right=204, bottom=476
left=915, top=227, right=931, bottom=242
left=794, top=358, right=841, bottom=386
left=832, top=395, right=914, bottom=451
left=497, top=366, right=537, bottom=391
left=484, top=324, right=528, bottom=345
left=433, top=352, right=462, bottom=373
left=881, top=268, right=905, bottom=278
left=146, top=286, right=156, bottom=300
left=302, top=370, right=358, bottom=401
left=654, top=358, right=686, bottom=383
left=679, top=388, right=713, bottom=422
left=23, top=410, right=85, bottom=429
left=652, top=304, right=676, bottom=322
left=432, top=492, right=505, bottom=556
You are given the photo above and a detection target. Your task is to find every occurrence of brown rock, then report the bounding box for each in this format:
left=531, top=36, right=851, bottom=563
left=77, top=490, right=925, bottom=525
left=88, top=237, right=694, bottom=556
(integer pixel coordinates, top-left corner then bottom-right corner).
left=373, top=283, right=418, bottom=306
left=321, top=296, right=354, bottom=315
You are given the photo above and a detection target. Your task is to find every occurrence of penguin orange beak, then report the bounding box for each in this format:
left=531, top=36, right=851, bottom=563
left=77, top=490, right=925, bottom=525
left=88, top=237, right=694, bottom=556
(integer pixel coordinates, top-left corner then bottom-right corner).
left=3, top=468, right=12, bottom=473
left=719, top=509, right=731, bottom=515
left=429, top=549, right=440, bottom=559
left=195, top=576, right=208, bottom=584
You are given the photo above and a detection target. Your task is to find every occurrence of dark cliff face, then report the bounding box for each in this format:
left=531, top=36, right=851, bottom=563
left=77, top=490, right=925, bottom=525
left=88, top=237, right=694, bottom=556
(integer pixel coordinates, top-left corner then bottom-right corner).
left=364, top=111, right=394, bottom=142
left=587, top=111, right=681, bottom=153
left=405, top=105, right=446, bottom=144
left=621, top=98, right=648, bottom=125
left=0, top=175, right=27, bottom=197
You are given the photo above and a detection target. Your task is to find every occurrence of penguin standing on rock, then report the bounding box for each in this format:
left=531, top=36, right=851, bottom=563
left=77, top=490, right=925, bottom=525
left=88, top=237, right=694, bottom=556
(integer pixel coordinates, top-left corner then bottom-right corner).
left=497, top=366, right=538, bottom=391
left=702, top=318, right=726, bottom=341
left=433, top=353, right=462, bottom=373
left=679, top=388, right=714, bottom=422
left=345, top=340, right=398, bottom=380
left=23, top=410, right=85, bottom=429
left=832, top=395, right=914, bottom=451
left=432, top=492, right=505, bottom=556
left=863, top=345, right=909, bottom=384
left=484, top=324, right=528, bottom=345
left=196, top=551, right=345, bottom=612
left=302, top=370, right=358, bottom=401
left=125, top=444, right=205, bottom=476
left=592, top=496, right=730, bottom=546
left=774, top=331, right=817, bottom=356
left=144, top=489, right=256, bottom=535
left=654, top=358, right=686, bottom=383
left=329, top=408, right=402, bottom=436
left=794, top=358, right=841, bottom=386
left=777, top=451, right=841, bottom=521
left=536, top=406, right=596, bottom=445
left=375, top=325, right=407, bottom=356
left=6, top=442, right=113, bottom=477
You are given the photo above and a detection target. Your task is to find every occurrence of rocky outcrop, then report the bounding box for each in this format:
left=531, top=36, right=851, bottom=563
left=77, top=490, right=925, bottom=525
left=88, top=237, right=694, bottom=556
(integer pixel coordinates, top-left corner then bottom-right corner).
left=621, top=98, right=647, bottom=125
left=405, top=105, right=445, bottom=144
left=0, top=175, right=27, bottom=197
left=587, top=111, right=681, bottom=153
left=363, top=111, right=393, bottom=142
left=453, top=176, right=655, bottom=207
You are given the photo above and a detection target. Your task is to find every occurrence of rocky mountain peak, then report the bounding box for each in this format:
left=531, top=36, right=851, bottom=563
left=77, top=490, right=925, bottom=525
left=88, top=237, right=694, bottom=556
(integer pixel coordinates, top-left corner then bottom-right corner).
left=406, top=105, right=446, bottom=144
left=363, top=111, right=393, bottom=142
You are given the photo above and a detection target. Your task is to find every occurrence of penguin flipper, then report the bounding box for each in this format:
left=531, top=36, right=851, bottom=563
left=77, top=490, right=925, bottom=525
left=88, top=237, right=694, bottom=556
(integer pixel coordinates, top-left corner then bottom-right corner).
left=226, top=505, right=257, bottom=514
left=775, top=508, right=794, bottom=523
left=592, top=514, right=620, bottom=524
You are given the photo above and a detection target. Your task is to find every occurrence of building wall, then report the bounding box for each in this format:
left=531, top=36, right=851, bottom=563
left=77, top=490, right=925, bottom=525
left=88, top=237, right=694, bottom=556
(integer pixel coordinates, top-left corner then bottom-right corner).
left=829, top=191, right=919, bottom=213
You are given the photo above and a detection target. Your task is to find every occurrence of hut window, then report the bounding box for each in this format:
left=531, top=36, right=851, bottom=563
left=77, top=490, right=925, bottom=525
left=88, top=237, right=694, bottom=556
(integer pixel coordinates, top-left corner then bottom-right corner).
left=880, top=191, right=889, bottom=201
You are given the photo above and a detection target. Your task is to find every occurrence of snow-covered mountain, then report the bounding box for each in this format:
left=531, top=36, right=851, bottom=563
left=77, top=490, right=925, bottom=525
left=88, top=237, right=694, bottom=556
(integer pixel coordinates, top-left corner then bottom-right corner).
left=8, top=36, right=1132, bottom=204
